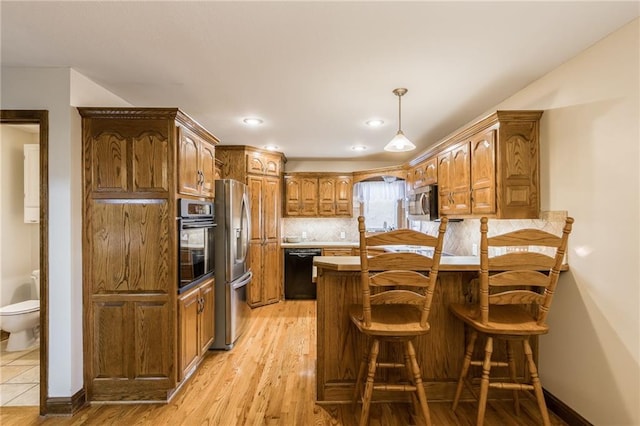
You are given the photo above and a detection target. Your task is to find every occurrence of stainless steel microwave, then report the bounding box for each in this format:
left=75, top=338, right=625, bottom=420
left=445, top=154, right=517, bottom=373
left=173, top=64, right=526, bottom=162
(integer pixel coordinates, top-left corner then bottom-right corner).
left=406, top=185, right=438, bottom=221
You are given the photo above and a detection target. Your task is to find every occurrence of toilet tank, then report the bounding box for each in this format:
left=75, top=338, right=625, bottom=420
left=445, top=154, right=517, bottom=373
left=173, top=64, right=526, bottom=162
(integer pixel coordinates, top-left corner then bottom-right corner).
left=31, top=270, right=40, bottom=299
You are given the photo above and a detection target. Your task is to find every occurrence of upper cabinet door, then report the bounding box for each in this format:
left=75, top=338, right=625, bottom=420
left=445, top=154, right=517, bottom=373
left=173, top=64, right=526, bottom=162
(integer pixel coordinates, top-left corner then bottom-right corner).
left=199, top=141, right=216, bottom=198
left=132, top=130, right=169, bottom=193
left=178, top=129, right=200, bottom=196
left=318, top=178, right=336, bottom=216
left=423, top=157, right=437, bottom=185
left=90, top=131, right=128, bottom=193
left=470, top=130, right=496, bottom=214
left=178, top=127, right=217, bottom=198
left=300, top=178, right=318, bottom=216
left=450, top=142, right=471, bottom=215
left=437, top=152, right=452, bottom=214
left=284, top=176, right=302, bottom=216
left=334, top=176, right=353, bottom=216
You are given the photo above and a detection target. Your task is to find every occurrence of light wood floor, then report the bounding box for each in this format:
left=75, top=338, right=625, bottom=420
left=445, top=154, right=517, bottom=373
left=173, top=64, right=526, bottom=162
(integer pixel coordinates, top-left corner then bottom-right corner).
left=0, top=301, right=567, bottom=425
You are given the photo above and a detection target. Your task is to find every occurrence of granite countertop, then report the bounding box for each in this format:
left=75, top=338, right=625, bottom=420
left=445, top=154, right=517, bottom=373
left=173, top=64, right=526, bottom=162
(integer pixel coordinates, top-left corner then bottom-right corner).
left=281, top=241, right=359, bottom=248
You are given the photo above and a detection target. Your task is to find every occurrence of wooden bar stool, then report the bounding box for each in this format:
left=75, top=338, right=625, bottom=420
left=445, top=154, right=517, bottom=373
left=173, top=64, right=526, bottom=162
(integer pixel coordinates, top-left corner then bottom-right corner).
left=349, top=216, right=448, bottom=426
left=449, top=216, right=574, bottom=425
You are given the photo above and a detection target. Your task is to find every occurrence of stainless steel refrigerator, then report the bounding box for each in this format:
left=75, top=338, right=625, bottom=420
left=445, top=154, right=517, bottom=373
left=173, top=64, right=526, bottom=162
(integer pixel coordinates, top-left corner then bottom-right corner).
left=211, top=179, right=252, bottom=350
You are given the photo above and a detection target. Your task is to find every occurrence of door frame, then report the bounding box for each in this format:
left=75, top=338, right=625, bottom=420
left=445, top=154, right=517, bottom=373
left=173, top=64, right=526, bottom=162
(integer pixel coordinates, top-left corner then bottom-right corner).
left=0, top=110, right=49, bottom=415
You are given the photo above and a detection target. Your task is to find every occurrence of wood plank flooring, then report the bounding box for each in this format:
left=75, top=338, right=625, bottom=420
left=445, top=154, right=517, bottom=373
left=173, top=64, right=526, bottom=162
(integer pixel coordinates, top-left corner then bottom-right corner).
left=0, top=301, right=567, bottom=425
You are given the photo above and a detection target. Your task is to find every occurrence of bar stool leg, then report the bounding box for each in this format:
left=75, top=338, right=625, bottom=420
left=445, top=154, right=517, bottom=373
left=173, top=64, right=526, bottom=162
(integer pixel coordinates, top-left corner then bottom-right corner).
left=452, top=330, right=477, bottom=411
left=406, top=340, right=432, bottom=426
left=477, top=336, right=494, bottom=426
left=523, top=338, right=551, bottom=426
left=404, top=345, right=421, bottom=417
left=353, top=337, right=370, bottom=408
left=360, top=338, right=380, bottom=426
left=506, top=340, right=521, bottom=416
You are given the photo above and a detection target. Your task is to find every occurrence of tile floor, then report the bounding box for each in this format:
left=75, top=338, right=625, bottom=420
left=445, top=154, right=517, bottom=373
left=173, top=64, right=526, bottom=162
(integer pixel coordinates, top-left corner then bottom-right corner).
left=0, top=339, right=39, bottom=406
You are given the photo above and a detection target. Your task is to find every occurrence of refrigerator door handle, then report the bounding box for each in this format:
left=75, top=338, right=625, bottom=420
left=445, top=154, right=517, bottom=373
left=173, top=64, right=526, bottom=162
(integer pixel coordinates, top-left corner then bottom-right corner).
left=232, top=271, right=253, bottom=289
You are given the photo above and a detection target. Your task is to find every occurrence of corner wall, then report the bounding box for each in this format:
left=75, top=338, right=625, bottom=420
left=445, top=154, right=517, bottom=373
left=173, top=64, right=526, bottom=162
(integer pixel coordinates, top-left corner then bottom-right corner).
left=1, top=67, right=130, bottom=398
left=492, top=18, right=639, bottom=425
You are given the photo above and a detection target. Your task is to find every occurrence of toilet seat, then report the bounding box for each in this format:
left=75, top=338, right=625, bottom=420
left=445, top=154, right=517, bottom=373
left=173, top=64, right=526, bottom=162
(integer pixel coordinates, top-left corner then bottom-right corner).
left=0, top=300, right=39, bottom=315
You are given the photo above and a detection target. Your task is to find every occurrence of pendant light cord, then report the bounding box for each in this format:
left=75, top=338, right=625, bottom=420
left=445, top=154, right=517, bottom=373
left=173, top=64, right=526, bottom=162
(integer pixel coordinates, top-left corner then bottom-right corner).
left=398, top=93, right=402, bottom=133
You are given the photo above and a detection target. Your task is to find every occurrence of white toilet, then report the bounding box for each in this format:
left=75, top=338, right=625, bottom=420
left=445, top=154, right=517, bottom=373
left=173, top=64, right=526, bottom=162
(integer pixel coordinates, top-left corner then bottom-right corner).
left=0, top=270, right=40, bottom=352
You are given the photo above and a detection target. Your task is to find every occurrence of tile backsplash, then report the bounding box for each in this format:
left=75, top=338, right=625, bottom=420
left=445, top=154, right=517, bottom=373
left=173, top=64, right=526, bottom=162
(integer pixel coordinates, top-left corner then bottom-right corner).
left=281, top=211, right=568, bottom=256
left=409, top=211, right=567, bottom=255
left=282, top=217, right=360, bottom=242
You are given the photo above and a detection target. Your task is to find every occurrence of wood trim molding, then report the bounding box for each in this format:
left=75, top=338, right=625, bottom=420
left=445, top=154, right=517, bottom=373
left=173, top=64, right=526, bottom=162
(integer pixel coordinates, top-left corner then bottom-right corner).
left=408, top=110, right=543, bottom=166
left=45, top=388, right=86, bottom=416
left=543, top=388, right=593, bottom=426
left=1, top=110, right=49, bottom=416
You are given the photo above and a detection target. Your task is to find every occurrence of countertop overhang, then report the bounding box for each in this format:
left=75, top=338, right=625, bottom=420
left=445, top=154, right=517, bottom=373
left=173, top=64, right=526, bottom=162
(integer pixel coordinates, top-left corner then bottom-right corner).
left=313, top=256, right=569, bottom=273
left=313, top=255, right=481, bottom=272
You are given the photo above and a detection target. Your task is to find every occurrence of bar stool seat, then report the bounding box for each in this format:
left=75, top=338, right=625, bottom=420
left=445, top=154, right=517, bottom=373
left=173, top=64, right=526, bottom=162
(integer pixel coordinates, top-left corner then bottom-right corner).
left=449, top=303, right=549, bottom=335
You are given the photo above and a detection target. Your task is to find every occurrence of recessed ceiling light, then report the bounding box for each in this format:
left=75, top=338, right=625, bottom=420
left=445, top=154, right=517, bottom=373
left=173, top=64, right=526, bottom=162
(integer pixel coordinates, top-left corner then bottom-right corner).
left=366, top=119, right=384, bottom=127
left=351, top=145, right=367, bottom=151
left=243, top=117, right=263, bottom=126
left=264, top=144, right=279, bottom=151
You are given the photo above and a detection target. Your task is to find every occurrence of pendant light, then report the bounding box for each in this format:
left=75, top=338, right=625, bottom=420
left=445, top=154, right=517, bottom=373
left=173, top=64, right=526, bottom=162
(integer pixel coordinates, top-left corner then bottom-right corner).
left=384, top=88, right=416, bottom=152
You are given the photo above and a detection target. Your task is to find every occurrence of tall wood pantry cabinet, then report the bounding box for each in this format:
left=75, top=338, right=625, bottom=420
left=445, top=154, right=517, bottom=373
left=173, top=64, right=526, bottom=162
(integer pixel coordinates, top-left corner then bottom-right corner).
left=79, top=108, right=219, bottom=402
left=215, top=146, right=286, bottom=307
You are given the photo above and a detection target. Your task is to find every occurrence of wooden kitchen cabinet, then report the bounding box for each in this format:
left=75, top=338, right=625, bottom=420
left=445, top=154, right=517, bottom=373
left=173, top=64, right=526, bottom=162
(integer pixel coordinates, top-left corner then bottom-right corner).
left=178, top=126, right=217, bottom=198
left=470, top=129, right=496, bottom=214
left=216, top=146, right=285, bottom=308
left=247, top=174, right=282, bottom=307
left=178, top=278, right=214, bottom=382
left=322, top=248, right=353, bottom=256
left=318, top=175, right=352, bottom=216
left=410, top=156, right=437, bottom=190
left=438, top=142, right=471, bottom=215
left=284, top=173, right=352, bottom=217
left=423, top=111, right=542, bottom=219
left=284, top=175, right=318, bottom=216
left=79, top=107, right=219, bottom=402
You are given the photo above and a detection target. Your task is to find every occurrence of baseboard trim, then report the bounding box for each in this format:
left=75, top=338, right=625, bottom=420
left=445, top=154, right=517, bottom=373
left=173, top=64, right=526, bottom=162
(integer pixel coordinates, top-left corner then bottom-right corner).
left=543, top=388, right=592, bottom=426
left=45, top=388, right=86, bottom=416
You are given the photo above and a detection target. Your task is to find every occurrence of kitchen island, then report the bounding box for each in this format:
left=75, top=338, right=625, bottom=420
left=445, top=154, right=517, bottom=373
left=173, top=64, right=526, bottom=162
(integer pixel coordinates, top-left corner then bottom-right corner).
left=313, top=255, right=543, bottom=404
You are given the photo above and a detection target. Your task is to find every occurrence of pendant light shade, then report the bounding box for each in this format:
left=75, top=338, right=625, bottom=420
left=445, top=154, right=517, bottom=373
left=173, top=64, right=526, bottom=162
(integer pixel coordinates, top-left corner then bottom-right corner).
left=384, top=88, right=416, bottom=152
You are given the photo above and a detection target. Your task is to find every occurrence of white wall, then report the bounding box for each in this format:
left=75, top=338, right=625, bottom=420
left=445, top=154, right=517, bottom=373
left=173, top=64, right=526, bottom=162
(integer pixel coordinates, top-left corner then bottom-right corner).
left=491, top=18, right=639, bottom=425
left=0, top=126, right=40, bottom=306
left=1, top=67, right=130, bottom=398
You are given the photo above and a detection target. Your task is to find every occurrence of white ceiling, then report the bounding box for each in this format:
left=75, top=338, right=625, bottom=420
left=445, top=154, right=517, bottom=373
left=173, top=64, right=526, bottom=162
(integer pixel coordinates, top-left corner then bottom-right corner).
left=2, top=1, right=638, bottom=162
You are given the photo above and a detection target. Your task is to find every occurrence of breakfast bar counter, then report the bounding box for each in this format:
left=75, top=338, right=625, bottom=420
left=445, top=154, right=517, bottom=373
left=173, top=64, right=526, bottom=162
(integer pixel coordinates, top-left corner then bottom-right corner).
left=313, top=255, right=536, bottom=404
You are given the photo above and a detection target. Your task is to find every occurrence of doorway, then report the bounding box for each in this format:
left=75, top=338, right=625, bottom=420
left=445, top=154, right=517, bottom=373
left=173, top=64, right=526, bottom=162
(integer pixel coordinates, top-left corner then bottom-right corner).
left=0, top=110, right=48, bottom=415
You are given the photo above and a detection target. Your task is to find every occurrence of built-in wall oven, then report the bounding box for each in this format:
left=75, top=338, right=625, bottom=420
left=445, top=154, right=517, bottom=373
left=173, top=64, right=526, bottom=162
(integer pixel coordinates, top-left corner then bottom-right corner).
left=178, top=199, right=216, bottom=294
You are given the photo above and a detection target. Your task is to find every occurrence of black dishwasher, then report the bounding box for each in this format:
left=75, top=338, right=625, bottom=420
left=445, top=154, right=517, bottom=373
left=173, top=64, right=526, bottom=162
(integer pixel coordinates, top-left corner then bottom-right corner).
left=284, top=248, right=322, bottom=300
